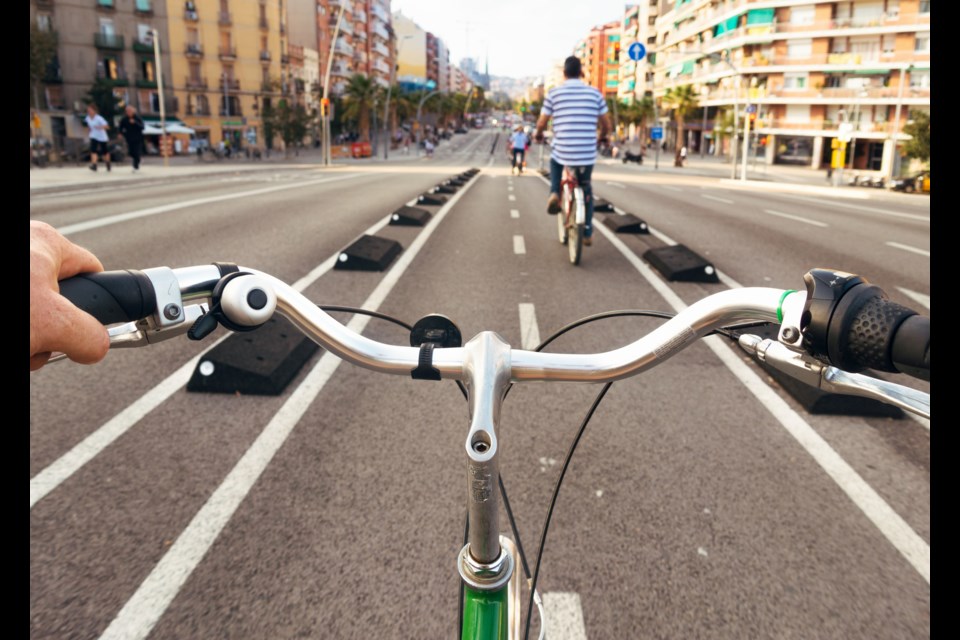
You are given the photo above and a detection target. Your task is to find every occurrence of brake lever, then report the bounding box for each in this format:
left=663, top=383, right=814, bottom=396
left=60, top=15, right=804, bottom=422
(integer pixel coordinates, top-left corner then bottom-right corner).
left=45, top=303, right=210, bottom=364
left=738, top=335, right=930, bottom=419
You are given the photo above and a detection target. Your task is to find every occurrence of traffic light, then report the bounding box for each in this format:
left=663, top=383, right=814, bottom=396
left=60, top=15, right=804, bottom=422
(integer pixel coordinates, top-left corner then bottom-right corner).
left=320, top=97, right=329, bottom=118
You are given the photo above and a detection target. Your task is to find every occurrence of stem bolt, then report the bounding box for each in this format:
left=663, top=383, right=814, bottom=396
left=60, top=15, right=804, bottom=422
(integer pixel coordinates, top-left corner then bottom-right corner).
left=164, top=303, right=182, bottom=320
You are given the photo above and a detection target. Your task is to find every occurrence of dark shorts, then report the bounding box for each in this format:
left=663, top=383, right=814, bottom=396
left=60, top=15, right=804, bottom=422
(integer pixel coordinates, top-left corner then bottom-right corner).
left=89, top=139, right=109, bottom=155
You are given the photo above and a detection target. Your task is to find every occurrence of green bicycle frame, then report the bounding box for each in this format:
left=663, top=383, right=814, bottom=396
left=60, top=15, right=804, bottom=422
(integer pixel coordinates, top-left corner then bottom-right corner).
left=462, top=585, right=508, bottom=640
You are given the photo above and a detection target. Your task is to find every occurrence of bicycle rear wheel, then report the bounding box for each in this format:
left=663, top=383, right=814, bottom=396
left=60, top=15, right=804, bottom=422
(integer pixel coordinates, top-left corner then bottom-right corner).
left=557, top=186, right=570, bottom=245
left=568, top=188, right=585, bottom=265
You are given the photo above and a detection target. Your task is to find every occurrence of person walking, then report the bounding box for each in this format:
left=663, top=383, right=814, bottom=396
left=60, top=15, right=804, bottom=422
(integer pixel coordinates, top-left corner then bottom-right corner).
left=117, top=105, right=145, bottom=173
left=84, top=104, right=111, bottom=172
left=533, top=56, right=612, bottom=247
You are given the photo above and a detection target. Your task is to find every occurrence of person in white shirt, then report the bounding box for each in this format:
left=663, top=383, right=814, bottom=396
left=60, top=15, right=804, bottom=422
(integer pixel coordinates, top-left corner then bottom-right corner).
left=84, top=104, right=111, bottom=172
left=508, top=126, right=530, bottom=174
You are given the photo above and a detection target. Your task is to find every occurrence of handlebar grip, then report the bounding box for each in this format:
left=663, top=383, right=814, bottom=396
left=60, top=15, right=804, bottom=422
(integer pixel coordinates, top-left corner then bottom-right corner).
left=58, top=270, right=157, bottom=325
left=801, top=269, right=929, bottom=381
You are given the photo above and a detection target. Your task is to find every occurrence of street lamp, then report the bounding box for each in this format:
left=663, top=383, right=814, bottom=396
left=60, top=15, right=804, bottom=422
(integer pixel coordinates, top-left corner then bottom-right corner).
left=151, top=28, right=169, bottom=167
left=383, top=34, right=413, bottom=160
left=320, top=1, right=347, bottom=166
left=886, top=63, right=913, bottom=184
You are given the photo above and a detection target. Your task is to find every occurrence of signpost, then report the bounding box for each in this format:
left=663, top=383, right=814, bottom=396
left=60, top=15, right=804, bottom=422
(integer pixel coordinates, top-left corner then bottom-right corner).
left=627, top=42, right=646, bottom=62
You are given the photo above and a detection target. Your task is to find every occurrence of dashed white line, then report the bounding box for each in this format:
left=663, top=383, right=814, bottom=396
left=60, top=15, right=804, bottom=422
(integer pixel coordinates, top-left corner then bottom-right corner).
left=513, top=235, right=526, bottom=254
left=886, top=242, right=929, bottom=257
left=518, top=303, right=541, bottom=350
left=606, top=181, right=626, bottom=189
left=510, top=209, right=520, bottom=219
left=508, top=194, right=516, bottom=201
left=542, top=592, right=588, bottom=640
left=702, top=194, right=734, bottom=204
left=764, top=209, right=829, bottom=227
left=660, top=185, right=682, bottom=192
left=508, top=185, right=514, bottom=191
left=896, top=287, right=930, bottom=310
left=781, top=195, right=929, bottom=222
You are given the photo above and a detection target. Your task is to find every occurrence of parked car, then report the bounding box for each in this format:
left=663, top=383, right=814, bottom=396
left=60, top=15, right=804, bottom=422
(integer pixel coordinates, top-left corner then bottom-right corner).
left=454, top=127, right=468, bottom=134
left=890, top=170, right=930, bottom=193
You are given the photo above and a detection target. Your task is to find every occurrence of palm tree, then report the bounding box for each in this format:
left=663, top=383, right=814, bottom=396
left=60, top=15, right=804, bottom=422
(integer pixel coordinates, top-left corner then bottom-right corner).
left=341, top=74, right=378, bottom=142
left=663, top=84, right=699, bottom=165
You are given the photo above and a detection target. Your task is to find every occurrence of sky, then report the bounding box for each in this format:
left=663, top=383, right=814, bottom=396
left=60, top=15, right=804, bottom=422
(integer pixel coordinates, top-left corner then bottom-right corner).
left=390, top=0, right=638, bottom=80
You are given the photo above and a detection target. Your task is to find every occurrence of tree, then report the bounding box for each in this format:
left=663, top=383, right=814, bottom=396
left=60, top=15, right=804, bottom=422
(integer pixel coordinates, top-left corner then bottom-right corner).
left=30, top=24, right=58, bottom=111
left=663, top=84, right=699, bottom=165
left=262, top=98, right=312, bottom=156
left=341, top=74, right=378, bottom=142
left=902, top=109, right=930, bottom=166
left=713, top=107, right=736, bottom=158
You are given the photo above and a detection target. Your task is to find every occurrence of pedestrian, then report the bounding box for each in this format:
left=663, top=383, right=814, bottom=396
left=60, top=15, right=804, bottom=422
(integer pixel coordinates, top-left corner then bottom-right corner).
left=84, top=104, right=111, bottom=172
left=117, top=105, right=145, bottom=173
left=826, top=165, right=833, bottom=182
left=424, top=138, right=434, bottom=158
left=680, top=145, right=688, bottom=166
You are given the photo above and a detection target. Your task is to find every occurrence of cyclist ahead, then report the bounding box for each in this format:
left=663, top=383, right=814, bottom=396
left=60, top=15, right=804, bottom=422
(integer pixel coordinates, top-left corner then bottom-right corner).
left=509, top=125, right=530, bottom=174
left=534, top=56, right=612, bottom=246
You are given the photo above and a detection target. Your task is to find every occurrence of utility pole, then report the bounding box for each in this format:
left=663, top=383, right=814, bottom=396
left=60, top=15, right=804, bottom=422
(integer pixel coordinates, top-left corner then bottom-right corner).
left=152, top=28, right=169, bottom=167
left=887, top=63, right=912, bottom=183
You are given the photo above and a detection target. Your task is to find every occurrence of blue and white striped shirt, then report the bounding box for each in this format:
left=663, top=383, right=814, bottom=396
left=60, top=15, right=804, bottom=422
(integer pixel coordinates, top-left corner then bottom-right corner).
left=541, top=79, right=608, bottom=166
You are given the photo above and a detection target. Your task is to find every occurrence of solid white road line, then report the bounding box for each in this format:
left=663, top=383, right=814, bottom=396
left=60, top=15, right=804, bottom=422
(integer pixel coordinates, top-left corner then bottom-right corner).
left=886, top=241, right=930, bottom=257
left=510, top=209, right=520, bottom=219
left=660, top=185, right=682, bottom=192
left=781, top=195, right=929, bottom=223
left=542, top=592, right=588, bottom=640
left=764, top=209, right=829, bottom=227
left=518, top=303, right=541, bottom=351
left=96, top=172, right=483, bottom=640
left=30, top=216, right=394, bottom=508
left=57, top=173, right=364, bottom=236
left=596, top=221, right=930, bottom=584
left=606, top=181, right=626, bottom=189
left=514, top=235, right=526, bottom=254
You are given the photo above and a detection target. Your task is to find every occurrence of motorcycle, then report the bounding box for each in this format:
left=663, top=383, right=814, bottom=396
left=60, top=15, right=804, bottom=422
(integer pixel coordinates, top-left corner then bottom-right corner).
left=622, top=150, right=644, bottom=165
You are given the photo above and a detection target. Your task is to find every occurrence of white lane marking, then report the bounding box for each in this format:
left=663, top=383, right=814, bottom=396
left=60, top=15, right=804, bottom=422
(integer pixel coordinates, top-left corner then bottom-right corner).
left=510, top=209, right=520, bottom=219
left=96, top=173, right=483, bottom=640
left=660, top=185, right=682, bottom=192
left=702, top=194, right=734, bottom=204
left=886, top=242, right=930, bottom=257
left=780, top=195, right=929, bottom=223
left=57, top=173, right=363, bottom=236
left=596, top=221, right=930, bottom=584
left=508, top=185, right=514, bottom=191
left=896, top=287, right=930, bottom=310
left=514, top=235, right=526, bottom=254
left=606, top=181, right=626, bottom=189
left=30, top=215, right=393, bottom=509
left=508, top=194, right=516, bottom=201
left=542, top=592, right=588, bottom=640
left=518, top=303, right=541, bottom=350
left=764, top=209, right=829, bottom=227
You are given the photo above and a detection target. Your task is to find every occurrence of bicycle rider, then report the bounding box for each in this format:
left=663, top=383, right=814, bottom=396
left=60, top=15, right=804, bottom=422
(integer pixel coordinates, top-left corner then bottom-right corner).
left=534, top=56, right=612, bottom=247
left=509, top=125, right=530, bottom=174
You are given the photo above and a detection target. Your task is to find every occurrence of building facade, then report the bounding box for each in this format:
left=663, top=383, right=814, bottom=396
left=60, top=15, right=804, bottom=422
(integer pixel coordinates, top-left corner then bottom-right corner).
left=652, top=0, right=930, bottom=175
left=30, top=0, right=177, bottom=152
left=617, top=1, right=660, bottom=104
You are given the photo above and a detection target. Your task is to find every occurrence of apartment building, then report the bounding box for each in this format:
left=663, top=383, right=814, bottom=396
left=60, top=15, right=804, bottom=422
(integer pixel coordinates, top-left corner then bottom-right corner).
left=163, top=0, right=287, bottom=150
left=617, top=1, right=660, bottom=104
left=652, top=0, right=930, bottom=176
left=307, top=0, right=394, bottom=97
left=575, top=20, right=621, bottom=97
left=29, top=0, right=176, bottom=151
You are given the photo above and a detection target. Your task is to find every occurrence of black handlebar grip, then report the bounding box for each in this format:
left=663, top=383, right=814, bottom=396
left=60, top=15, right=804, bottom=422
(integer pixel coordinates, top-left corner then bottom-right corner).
left=58, top=270, right=157, bottom=325
left=801, top=269, right=929, bottom=381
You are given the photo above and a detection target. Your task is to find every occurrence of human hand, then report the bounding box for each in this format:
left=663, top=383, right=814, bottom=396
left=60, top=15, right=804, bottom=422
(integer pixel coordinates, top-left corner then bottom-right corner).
left=30, top=221, right=110, bottom=371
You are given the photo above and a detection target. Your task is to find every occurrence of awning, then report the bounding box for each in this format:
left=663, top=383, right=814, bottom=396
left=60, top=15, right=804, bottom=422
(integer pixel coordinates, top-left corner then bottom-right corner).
left=714, top=15, right=740, bottom=37
left=142, top=118, right=196, bottom=135
left=746, top=8, right=775, bottom=25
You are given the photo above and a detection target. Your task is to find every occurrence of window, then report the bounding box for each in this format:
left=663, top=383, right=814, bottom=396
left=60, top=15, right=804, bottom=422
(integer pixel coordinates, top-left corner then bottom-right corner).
left=99, top=18, right=115, bottom=36
left=783, top=72, right=808, bottom=90
left=196, top=95, right=210, bottom=114
left=187, top=28, right=199, bottom=45
left=785, top=104, right=810, bottom=122
left=790, top=5, right=815, bottom=24
left=909, top=69, right=930, bottom=88
left=830, top=38, right=847, bottom=54
left=189, top=62, right=201, bottom=80
left=100, top=56, right=120, bottom=79
left=915, top=32, right=930, bottom=53
left=787, top=39, right=812, bottom=58
left=882, top=34, right=895, bottom=55
left=137, top=24, right=154, bottom=44
left=886, top=0, right=899, bottom=19
left=140, top=58, right=155, bottom=82
left=919, top=1, right=930, bottom=14
left=850, top=36, right=880, bottom=61
left=136, top=0, right=152, bottom=11
left=37, top=14, right=52, bottom=31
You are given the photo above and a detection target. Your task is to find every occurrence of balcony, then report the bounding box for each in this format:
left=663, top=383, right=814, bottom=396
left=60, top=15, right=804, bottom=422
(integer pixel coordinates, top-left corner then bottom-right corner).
left=219, top=46, right=237, bottom=60
left=94, top=33, right=125, bottom=50
left=281, top=54, right=289, bottom=65
left=331, top=63, right=351, bottom=78
left=372, top=41, right=389, bottom=57
left=259, top=50, right=271, bottom=61
left=333, top=19, right=354, bottom=35
left=335, top=41, right=354, bottom=56
left=133, top=38, right=156, bottom=54
left=96, top=68, right=128, bottom=86
left=143, top=96, right=179, bottom=115
left=371, top=3, right=389, bottom=22
left=136, top=74, right=157, bottom=88
left=185, top=103, right=211, bottom=116
left=37, top=0, right=54, bottom=6
left=184, top=9, right=199, bottom=21
left=219, top=11, right=231, bottom=26
left=354, top=11, right=367, bottom=22
left=185, top=76, right=208, bottom=90
left=259, top=17, right=269, bottom=30
left=219, top=106, right=243, bottom=116
left=372, top=23, right=389, bottom=40
left=185, top=43, right=203, bottom=57
left=43, top=63, right=63, bottom=84
left=354, top=28, right=367, bottom=41
left=220, top=77, right=241, bottom=91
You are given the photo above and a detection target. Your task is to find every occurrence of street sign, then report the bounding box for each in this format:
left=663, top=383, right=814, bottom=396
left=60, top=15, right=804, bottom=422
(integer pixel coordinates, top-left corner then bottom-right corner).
left=627, top=42, right=646, bottom=62
left=745, top=104, right=757, bottom=114
left=426, top=79, right=436, bottom=90
left=651, top=126, right=663, bottom=140
left=837, top=122, right=853, bottom=143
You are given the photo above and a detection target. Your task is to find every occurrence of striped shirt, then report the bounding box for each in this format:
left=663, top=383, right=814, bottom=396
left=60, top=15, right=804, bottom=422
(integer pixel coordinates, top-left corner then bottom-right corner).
left=541, top=79, right=607, bottom=166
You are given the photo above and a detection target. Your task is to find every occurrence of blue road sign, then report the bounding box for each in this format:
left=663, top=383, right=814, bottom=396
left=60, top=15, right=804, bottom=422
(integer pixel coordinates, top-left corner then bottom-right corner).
left=627, top=42, right=646, bottom=62
left=746, top=104, right=757, bottom=114
left=651, top=126, right=663, bottom=140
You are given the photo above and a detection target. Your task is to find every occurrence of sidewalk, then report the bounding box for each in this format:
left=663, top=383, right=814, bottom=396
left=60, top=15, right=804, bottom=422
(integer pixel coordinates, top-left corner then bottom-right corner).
left=29, top=145, right=423, bottom=193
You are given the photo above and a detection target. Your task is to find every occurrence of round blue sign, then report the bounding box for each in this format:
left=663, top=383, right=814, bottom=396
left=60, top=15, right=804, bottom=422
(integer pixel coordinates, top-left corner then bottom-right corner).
left=628, top=42, right=646, bottom=62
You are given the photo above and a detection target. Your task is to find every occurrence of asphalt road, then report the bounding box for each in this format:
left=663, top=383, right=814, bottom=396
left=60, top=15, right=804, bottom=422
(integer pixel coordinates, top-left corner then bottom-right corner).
left=30, top=129, right=930, bottom=639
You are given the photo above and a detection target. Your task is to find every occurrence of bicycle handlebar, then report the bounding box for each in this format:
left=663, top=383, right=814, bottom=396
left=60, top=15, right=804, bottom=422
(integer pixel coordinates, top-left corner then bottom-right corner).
left=57, top=265, right=929, bottom=386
